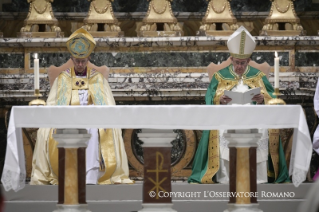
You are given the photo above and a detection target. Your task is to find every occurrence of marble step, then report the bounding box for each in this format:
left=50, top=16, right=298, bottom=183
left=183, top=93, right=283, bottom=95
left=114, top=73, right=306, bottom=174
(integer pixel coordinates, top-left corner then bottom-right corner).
left=2, top=183, right=312, bottom=212
left=3, top=200, right=303, bottom=212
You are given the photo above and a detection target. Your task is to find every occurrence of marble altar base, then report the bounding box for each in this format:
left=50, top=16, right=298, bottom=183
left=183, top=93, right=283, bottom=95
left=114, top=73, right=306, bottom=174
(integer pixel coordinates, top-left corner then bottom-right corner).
left=139, top=203, right=176, bottom=212
left=224, top=129, right=262, bottom=211
left=224, top=204, right=262, bottom=212
left=138, top=130, right=177, bottom=212
left=53, top=204, right=90, bottom=212
left=197, top=30, right=234, bottom=36
left=53, top=129, right=91, bottom=212
left=89, top=31, right=124, bottom=38
left=260, top=30, right=306, bottom=36
left=17, top=32, right=64, bottom=38
left=137, top=31, right=183, bottom=37
left=1, top=183, right=311, bottom=212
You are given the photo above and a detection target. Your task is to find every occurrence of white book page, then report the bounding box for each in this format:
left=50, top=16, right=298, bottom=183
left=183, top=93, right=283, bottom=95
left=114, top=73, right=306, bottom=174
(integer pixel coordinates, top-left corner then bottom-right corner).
left=224, top=87, right=261, bottom=104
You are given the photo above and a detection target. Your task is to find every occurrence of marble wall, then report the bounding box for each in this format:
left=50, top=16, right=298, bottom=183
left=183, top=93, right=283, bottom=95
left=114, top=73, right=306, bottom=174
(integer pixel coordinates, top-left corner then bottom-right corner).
left=0, top=53, right=24, bottom=68
left=24, top=52, right=289, bottom=69
left=1, top=0, right=319, bottom=37
left=296, top=52, right=319, bottom=67
left=1, top=0, right=315, bottom=12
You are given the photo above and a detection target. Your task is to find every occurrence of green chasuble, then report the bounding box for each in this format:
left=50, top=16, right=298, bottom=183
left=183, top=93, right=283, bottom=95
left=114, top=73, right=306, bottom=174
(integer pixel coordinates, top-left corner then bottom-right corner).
left=188, top=65, right=290, bottom=184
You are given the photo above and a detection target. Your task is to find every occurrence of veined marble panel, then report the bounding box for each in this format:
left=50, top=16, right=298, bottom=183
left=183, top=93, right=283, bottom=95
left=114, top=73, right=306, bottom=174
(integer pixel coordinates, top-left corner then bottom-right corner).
left=296, top=52, right=319, bottom=67
left=1, top=0, right=313, bottom=12
left=2, top=11, right=319, bottom=21
left=251, top=52, right=288, bottom=66
left=28, top=52, right=231, bottom=68
left=0, top=53, right=23, bottom=68
left=1, top=36, right=319, bottom=48
left=26, top=51, right=288, bottom=68
left=0, top=72, right=315, bottom=102
left=0, top=12, right=268, bottom=21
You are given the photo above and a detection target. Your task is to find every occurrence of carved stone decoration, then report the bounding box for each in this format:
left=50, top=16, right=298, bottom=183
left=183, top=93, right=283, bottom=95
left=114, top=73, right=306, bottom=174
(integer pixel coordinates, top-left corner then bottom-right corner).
left=260, top=0, right=306, bottom=36
left=138, top=0, right=184, bottom=37
left=18, top=0, right=64, bottom=38
left=197, top=0, right=239, bottom=36
left=82, top=0, right=124, bottom=37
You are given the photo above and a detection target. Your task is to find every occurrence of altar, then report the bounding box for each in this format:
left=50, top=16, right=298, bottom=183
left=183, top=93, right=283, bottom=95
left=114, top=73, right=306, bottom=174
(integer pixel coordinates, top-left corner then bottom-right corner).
left=1, top=104, right=313, bottom=212
left=2, top=105, right=312, bottom=189
left=1, top=1, right=319, bottom=211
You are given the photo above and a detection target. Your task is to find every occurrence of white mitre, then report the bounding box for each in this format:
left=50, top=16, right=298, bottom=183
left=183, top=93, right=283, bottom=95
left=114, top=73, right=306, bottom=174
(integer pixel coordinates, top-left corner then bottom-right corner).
left=227, top=26, right=256, bottom=59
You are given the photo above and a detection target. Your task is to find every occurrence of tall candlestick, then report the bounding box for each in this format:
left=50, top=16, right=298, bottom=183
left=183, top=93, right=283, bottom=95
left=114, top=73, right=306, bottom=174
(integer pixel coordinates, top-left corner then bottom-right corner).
left=274, top=51, right=279, bottom=89
left=34, top=53, right=39, bottom=90
left=29, top=53, right=46, bottom=106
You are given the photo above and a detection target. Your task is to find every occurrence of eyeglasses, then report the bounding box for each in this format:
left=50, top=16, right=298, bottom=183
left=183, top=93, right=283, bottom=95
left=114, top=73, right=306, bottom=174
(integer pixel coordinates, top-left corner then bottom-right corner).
left=73, top=59, right=88, bottom=65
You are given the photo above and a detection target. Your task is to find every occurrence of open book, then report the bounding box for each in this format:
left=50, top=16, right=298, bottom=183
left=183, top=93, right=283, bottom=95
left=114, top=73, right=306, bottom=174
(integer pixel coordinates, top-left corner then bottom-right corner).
left=224, top=87, right=261, bottom=105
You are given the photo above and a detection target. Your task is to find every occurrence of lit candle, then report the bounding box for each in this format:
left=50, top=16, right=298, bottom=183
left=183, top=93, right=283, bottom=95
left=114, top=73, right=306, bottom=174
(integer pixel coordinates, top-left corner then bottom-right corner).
left=274, top=51, right=279, bottom=88
left=34, top=53, right=39, bottom=90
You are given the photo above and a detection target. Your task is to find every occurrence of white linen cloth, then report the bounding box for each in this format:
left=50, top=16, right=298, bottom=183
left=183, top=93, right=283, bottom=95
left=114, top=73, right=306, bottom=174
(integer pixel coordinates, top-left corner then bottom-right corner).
left=1, top=105, right=312, bottom=191
left=313, top=80, right=319, bottom=154
left=217, top=79, right=268, bottom=184
left=77, top=90, right=100, bottom=184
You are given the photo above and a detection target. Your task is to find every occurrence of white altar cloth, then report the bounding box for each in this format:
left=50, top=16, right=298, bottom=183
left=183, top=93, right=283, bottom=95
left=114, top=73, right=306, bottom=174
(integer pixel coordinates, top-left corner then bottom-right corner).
left=1, top=105, right=312, bottom=191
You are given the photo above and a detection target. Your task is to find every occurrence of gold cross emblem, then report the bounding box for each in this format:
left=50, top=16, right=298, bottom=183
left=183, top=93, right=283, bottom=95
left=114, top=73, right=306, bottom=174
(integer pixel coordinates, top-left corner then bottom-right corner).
left=147, top=151, right=168, bottom=199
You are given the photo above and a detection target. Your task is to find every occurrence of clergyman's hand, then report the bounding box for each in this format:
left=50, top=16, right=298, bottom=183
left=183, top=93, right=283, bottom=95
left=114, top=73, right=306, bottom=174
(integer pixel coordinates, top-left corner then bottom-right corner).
left=220, top=95, right=232, bottom=105
left=252, top=94, right=264, bottom=104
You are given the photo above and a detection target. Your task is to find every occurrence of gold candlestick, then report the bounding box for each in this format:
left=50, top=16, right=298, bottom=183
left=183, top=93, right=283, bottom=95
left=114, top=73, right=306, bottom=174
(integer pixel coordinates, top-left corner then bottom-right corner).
left=29, top=89, right=46, bottom=106
left=268, top=88, right=286, bottom=105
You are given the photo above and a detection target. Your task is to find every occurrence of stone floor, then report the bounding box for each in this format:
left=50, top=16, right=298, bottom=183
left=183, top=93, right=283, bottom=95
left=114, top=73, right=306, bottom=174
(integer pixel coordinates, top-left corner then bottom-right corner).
left=1, top=181, right=313, bottom=212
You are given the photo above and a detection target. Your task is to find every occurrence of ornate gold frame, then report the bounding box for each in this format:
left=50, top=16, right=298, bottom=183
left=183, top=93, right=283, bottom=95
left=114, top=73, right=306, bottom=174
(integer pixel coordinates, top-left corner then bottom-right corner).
left=18, top=0, right=64, bottom=38
left=82, top=0, right=124, bottom=37
left=260, top=0, right=306, bottom=36
left=198, top=0, right=239, bottom=36
left=138, top=0, right=184, bottom=37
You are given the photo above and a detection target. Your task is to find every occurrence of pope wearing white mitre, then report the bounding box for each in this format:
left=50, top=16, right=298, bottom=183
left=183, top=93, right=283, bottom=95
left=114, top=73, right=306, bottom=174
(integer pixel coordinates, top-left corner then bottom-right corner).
left=30, top=28, right=134, bottom=185
left=188, top=26, right=290, bottom=184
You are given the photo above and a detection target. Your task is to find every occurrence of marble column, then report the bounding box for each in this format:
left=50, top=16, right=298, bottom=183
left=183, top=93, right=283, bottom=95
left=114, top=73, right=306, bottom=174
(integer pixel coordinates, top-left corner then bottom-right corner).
left=53, top=129, right=91, bottom=212
left=138, top=129, right=177, bottom=212
left=223, top=129, right=262, bottom=212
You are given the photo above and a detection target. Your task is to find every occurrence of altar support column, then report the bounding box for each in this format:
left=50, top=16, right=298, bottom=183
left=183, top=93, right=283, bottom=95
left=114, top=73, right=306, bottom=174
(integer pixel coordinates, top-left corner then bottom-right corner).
left=223, top=129, right=262, bottom=212
left=53, top=129, right=91, bottom=212
left=138, top=129, right=177, bottom=212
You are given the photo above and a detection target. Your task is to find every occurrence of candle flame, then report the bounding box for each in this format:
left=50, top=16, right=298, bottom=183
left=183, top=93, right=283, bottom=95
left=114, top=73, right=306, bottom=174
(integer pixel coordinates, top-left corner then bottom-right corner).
left=275, top=51, right=278, bottom=58
left=34, top=53, right=38, bottom=59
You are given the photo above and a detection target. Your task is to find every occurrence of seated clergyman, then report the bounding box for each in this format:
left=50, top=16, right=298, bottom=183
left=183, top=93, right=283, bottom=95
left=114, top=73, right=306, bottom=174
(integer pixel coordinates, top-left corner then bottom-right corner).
left=188, top=26, right=290, bottom=184
left=30, top=28, right=133, bottom=185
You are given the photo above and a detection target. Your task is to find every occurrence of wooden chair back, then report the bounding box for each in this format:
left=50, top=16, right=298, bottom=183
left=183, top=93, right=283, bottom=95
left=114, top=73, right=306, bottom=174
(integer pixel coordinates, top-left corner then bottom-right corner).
left=47, top=59, right=109, bottom=87
left=207, top=57, right=270, bottom=81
